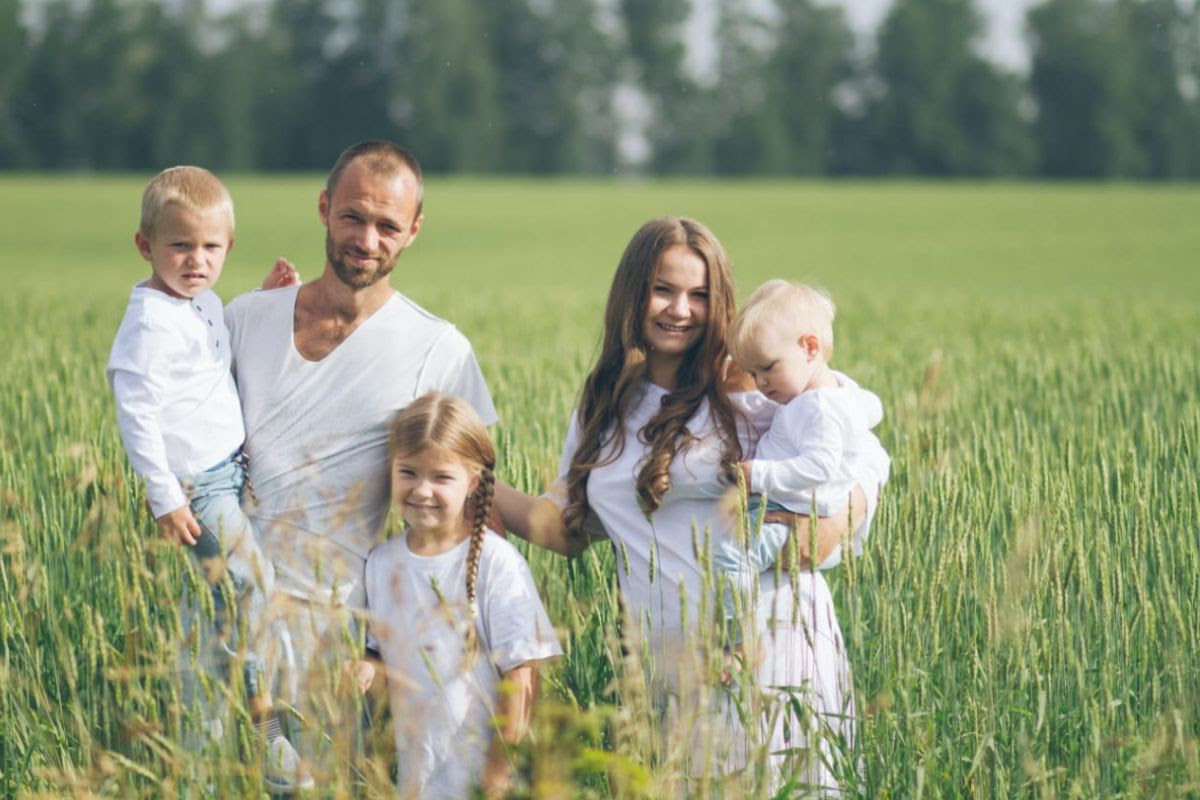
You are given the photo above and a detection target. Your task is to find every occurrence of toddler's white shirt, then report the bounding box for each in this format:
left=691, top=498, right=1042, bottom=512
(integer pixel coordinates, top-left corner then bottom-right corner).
left=750, top=371, right=891, bottom=561
left=106, top=283, right=244, bottom=517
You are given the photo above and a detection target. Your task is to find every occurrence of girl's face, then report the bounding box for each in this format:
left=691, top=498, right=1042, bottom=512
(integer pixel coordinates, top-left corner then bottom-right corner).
left=642, top=244, right=710, bottom=374
left=392, top=446, right=477, bottom=540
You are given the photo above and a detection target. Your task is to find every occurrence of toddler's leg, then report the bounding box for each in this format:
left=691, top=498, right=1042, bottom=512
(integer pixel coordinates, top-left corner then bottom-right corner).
left=185, top=459, right=275, bottom=703
left=713, top=518, right=794, bottom=641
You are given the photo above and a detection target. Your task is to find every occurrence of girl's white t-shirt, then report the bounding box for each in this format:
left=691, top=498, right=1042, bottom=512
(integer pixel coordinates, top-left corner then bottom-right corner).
left=364, top=531, right=561, bottom=800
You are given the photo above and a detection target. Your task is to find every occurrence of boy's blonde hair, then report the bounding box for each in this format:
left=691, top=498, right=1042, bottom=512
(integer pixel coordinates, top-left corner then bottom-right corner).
left=729, top=279, right=837, bottom=365
left=139, top=166, right=234, bottom=238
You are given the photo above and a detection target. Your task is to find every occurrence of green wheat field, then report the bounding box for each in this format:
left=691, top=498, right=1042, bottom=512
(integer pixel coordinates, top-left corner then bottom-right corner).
left=2, top=176, right=1198, bottom=798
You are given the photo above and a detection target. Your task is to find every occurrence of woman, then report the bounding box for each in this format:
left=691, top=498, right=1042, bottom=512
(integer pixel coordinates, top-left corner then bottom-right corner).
left=496, top=217, right=868, bottom=792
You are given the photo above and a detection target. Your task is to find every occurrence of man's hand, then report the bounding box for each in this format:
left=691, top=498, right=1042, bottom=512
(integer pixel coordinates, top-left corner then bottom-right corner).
left=261, top=257, right=301, bottom=290
left=342, top=659, right=377, bottom=696
left=156, top=505, right=201, bottom=546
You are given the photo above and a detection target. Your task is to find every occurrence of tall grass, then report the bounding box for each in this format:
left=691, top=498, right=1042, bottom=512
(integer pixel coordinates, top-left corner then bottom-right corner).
left=1, top=177, right=1198, bottom=797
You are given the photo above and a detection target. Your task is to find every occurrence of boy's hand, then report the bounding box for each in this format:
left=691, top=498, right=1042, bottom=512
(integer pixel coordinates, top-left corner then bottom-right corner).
left=261, top=257, right=300, bottom=290
left=156, top=505, right=201, bottom=546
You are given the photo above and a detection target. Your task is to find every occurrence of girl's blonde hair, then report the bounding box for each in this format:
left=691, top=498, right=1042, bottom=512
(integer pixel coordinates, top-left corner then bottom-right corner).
left=389, top=392, right=496, bottom=659
left=728, top=279, right=836, bottom=365
left=139, top=166, right=234, bottom=238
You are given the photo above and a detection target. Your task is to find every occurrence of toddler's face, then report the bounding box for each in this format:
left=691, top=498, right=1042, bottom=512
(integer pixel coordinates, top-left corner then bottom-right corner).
left=738, top=325, right=825, bottom=405
left=137, top=204, right=233, bottom=299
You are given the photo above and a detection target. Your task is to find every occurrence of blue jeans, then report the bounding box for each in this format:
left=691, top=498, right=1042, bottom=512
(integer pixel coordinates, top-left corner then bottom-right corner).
left=178, top=451, right=274, bottom=706
left=713, top=496, right=792, bottom=633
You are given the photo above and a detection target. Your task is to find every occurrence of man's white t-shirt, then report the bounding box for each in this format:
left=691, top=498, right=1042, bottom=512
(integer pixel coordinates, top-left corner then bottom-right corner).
left=225, top=285, right=497, bottom=604
left=364, top=533, right=561, bottom=800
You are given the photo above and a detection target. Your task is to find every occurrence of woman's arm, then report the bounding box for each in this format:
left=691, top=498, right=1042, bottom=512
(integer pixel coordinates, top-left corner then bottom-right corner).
left=765, top=483, right=868, bottom=569
left=479, top=664, right=539, bottom=799
left=494, top=481, right=591, bottom=557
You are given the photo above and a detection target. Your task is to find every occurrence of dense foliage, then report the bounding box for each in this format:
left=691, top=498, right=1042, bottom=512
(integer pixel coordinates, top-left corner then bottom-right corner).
left=2, top=0, right=1199, bottom=177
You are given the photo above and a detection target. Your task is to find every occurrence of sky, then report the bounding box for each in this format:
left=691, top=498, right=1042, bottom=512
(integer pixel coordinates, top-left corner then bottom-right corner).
left=685, top=0, right=1040, bottom=76
left=835, top=0, right=1038, bottom=70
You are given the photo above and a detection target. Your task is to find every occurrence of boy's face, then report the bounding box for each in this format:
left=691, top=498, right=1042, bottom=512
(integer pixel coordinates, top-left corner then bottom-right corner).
left=738, top=323, right=825, bottom=405
left=136, top=203, right=234, bottom=299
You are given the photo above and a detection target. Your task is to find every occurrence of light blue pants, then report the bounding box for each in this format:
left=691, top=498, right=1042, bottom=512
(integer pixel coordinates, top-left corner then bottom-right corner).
left=178, top=452, right=274, bottom=710
left=712, top=496, right=791, bottom=634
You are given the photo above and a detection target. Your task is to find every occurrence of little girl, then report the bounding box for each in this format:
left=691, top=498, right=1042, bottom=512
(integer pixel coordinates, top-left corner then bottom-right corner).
left=351, top=392, right=562, bottom=799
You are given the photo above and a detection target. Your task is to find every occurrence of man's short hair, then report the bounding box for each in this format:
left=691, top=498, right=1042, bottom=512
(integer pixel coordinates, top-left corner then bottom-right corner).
left=140, top=166, right=234, bottom=238
left=325, top=140, right=424, bottom=218
left=729, top=279, right=837, bottom=364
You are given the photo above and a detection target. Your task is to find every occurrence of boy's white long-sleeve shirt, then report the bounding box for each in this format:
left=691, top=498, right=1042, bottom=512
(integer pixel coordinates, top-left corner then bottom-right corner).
left=106, top=283, right=245, bottom=517
left=749, top=372, right=890, bottom=516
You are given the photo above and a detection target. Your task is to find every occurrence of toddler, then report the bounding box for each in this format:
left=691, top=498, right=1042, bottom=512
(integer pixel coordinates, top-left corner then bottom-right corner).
left=715, top=279, right=890, bottom=632
left=105, top=166, right=308, bottom=791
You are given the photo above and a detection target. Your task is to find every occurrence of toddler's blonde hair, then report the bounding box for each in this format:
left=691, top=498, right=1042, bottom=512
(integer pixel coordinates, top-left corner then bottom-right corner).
left=728, top=279, right=836, bottom=365
left=139, top=166, right=234, bottom=238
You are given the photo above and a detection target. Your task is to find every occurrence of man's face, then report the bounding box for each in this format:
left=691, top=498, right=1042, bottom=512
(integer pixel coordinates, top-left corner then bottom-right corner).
left=319, top=160, right=423, bottom=289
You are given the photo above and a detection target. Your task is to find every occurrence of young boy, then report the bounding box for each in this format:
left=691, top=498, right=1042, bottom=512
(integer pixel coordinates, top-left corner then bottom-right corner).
left=715, top=279, right=891, bottom=632
left=105, top=166, right=310, bottom=792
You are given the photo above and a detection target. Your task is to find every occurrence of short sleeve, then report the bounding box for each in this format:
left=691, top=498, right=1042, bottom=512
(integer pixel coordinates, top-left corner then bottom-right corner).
left=480, top=540, right=562, bottom=674
left=545, top=412, right=606, bottom=538
left=420, top=328, right=498, bottom=425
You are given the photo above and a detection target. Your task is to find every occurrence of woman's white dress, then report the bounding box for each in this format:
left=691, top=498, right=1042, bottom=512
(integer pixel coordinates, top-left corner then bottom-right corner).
left=552, top=381, right=857, bottom=791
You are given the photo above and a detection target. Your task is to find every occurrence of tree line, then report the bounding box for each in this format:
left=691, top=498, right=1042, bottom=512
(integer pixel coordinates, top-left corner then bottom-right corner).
left=2, top=0, right=1198, bottom=177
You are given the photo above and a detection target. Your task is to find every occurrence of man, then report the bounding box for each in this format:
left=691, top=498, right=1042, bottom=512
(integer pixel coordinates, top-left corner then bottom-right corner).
left=224, top=140, right=497, bottom=779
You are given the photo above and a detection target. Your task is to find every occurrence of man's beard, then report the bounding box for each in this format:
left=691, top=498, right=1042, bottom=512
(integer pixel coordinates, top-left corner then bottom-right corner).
left=326, top=231, right=397, bottom=289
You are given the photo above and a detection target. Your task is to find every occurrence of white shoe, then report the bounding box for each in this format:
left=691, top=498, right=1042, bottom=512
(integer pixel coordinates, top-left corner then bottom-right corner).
left=263, top=735, right=315, bottom=794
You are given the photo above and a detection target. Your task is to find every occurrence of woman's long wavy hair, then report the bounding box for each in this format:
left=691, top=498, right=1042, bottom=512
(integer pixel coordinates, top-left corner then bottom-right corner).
left=563, top=217, right=742, bottom=540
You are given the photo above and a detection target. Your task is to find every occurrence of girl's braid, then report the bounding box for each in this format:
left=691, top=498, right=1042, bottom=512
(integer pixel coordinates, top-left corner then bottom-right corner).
left=463, top=466, right=494, bottom=663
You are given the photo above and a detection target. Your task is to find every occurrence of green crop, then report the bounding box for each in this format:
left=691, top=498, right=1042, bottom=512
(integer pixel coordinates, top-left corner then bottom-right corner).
left=2, top=177, right=1197, bottom=797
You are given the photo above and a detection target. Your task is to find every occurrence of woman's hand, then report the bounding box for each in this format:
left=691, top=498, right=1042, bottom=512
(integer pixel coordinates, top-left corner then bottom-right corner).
left=764, top=484, right=868, bottom=569
left=721, top=358, right=756, bottom=392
